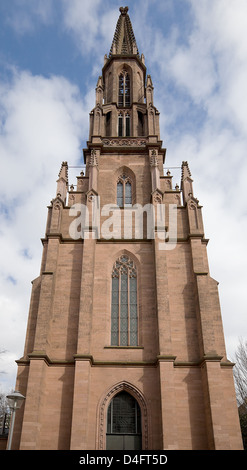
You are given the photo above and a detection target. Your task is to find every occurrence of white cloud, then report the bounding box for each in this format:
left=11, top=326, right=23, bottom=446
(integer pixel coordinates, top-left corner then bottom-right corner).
left=61, top=0, right=118, bottom=63
left=132, top=0, right=247, bottom=360
left=169, top=0, right=247, bottom=131
left=5, top=0, right=54, bottom=34
left=0, top=68, right=88, bottom=391
left=166, top=124, right=247, bottom=361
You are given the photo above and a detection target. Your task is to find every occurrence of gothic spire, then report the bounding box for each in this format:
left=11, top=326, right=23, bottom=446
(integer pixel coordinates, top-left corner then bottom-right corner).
left=110, top=6, right=139, bottom=56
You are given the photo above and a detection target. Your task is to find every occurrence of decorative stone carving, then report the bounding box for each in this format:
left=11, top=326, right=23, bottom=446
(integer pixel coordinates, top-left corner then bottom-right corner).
left=51, top=196, right=63, bottom=211
left=152, top=190, right=163, bottom=205
left=102, top=138, right=147, bottom=147
left=188, top=200, right=197, bottom=211
left=181, top=161, right=192, bottom=178
left=58, top=161, right=68, bottom=180
left=89, top=149, right=99, bottom=167
left=87, top=193, right=96, bottom=203
left=149, top=149, right=158, bottom=167
left=112, top=255, right=137, bottom=279
left=187, top=198, right=199, bottom=229
left=97, top=381, right=149, bottom=450
left=166, top=179, right=172, bottom=190
left=56, top=161, right=68, bottom=204
left=187, top=195, right=199, bottom=209
left=117, top=174, right=131, bottom=185
left=69, top=194, right=75, bottom=205
left=120, top=6, right=129, bottom=15
left=54, top=201, right=61, bottom=211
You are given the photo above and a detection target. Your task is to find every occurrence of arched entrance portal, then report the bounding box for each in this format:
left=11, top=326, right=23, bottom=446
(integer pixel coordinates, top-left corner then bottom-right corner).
left=106, top=391, right=142, bottom=450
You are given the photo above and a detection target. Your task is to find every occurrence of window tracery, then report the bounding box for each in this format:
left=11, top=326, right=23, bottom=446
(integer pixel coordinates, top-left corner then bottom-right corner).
left=111, top=255, right=138, bottom=346
left=118, top=112, right=131, bottom=137
left=117, top=174, right=132, bottom=207
left=118, top=71, right=130, bottom=107
left=107, top=391, right=141, bottom=435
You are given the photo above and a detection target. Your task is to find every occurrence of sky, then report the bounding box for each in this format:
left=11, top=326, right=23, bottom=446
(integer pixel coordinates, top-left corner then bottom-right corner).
left=0, top=0, right=247, bottom=394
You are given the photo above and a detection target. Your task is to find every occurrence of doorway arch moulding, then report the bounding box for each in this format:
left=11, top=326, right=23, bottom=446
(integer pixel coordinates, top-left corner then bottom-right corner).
left=96, top=380, right=150, bottom=450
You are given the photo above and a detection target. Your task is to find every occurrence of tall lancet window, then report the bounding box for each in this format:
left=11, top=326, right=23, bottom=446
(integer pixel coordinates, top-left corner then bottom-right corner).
left=111, top=255, right=138, bottom=347
left=118, top=112, right=131, bottom=137
left=118, top=113, right=123, bottom=137
left=117, top=175, right=132, bottom=207
left=125, top=113, right=130, bottom=136
left=118, top=71, right=130, bottom=107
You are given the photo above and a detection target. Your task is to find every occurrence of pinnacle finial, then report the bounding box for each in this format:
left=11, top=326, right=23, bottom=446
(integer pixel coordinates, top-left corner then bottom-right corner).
left=181, top=161, right=192, bottom=179
left=110, top=6, right=139, bottom=56
left=58, top=161, right=68, bottom=181
left=119, top=6, right=129, bottom=15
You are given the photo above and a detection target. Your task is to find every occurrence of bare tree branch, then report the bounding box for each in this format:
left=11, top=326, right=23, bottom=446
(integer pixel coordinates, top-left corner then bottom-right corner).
left=233, top=338, right=247, bottom=409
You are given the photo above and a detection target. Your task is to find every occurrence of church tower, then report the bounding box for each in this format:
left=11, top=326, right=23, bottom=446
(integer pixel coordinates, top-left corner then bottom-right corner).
left=12, top=7, right=243, bottom=450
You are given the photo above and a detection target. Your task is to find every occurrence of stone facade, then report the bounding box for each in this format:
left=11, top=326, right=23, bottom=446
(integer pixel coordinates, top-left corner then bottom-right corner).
left=11, top=7, right=243, bottom=450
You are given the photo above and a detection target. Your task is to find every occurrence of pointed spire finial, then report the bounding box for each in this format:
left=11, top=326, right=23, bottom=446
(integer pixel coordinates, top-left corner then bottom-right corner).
left=58, top=161, right=68, bottom=181
left=181, top=161, right=194, bottom=204
left=119, top=6, right=129, bottom=15
left=56, top=161, right=68, bottom=204
left=110, top=6, right=139, bottom=56
left=181, top=161, right=192, bottom=179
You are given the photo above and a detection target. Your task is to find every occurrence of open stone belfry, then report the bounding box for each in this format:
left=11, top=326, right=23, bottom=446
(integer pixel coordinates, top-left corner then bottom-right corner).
left=12, top=7, right=243, bottom=450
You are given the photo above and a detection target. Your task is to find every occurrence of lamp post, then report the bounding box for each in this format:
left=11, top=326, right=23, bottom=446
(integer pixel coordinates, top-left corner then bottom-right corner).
left=6, top=390, right=25, bottom=450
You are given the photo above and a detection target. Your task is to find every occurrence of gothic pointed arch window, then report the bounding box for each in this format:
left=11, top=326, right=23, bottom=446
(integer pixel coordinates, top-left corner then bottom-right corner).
left=111, top=255, right=138, bottom=346
left=117, top=174, right=132, bottom=207
left=118, top=71, right=131, bottom=107
left=106, top=391, right=142, bottom=450
left=118, top=112, right=131, bottom=137
left=106, top=111, right=111, bottom=136
left=118, top=112, right=123, bottom=137
left=125, top=113, right=130, bottom=136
